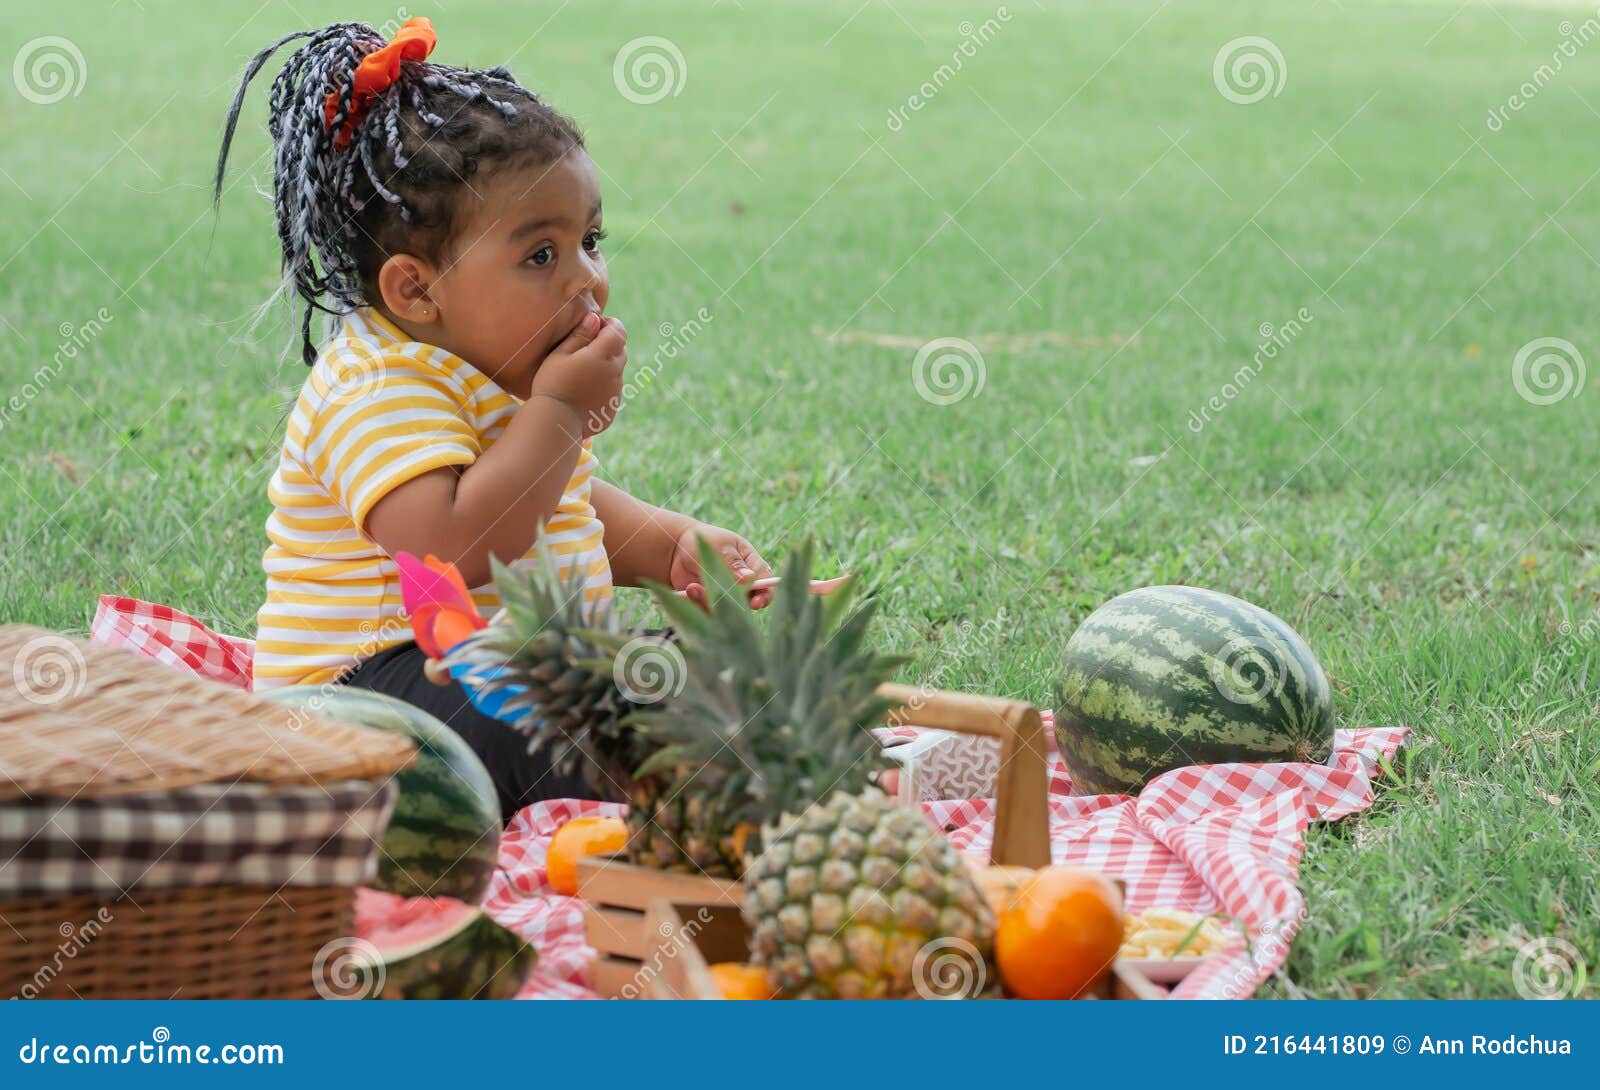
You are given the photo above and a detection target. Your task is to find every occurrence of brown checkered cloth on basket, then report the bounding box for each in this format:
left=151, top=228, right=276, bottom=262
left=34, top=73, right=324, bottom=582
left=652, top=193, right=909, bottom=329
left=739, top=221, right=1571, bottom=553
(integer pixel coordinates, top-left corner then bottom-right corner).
left=0, top=778, right=398, bottom=897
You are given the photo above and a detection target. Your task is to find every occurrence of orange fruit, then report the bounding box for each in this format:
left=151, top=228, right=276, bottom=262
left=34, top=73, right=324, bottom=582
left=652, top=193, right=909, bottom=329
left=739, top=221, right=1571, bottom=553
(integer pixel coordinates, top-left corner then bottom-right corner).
left=994, top=866, right=1124, bottom=1000
left=546, top=815, right=627, bottom=895
left=708, top=962, right=776, bottom=1000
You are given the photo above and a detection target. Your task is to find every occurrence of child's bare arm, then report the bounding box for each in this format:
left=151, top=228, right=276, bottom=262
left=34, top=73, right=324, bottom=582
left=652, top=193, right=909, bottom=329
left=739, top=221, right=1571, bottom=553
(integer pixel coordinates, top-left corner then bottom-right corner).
left=364, top=397, right=582, bottom=586
left=590, top=478, right=698, bottom=588
left=591, top=480, right=775, bottom=609
left=365, top=313, right=627, bottom=585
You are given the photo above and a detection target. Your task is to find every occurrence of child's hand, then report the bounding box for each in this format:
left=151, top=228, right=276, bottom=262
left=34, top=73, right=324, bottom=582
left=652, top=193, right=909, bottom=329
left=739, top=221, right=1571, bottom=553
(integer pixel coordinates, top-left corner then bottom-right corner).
left=528, top=311, right=627, bottom=437
left=670, top=524, right=775, bottom=611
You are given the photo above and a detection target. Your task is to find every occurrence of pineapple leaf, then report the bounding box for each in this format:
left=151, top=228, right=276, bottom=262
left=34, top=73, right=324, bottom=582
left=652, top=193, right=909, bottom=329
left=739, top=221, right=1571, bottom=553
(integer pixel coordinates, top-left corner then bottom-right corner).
left=693, top=532, right=745, bottom=602
left=620, top=535, right=908, bottom=861
left=774, top=537, right=813, bottom=619
left=819, top=572, right=861, bottom=633
left=639, top=577, right=720, bottom=642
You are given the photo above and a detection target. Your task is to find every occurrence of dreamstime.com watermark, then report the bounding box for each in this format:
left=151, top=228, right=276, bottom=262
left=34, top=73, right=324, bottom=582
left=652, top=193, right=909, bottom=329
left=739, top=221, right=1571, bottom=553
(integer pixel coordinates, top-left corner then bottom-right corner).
left=1209, top=634, right=1290, bottom=706
left=613, top=36, right=686, bottom=105
left=1218, top=907, right=1306, bottom=999
left=1516, top=612, right=1599, bottom=709
left=912, top=936, right=987, bottom=998
left=1187, top=307, right=1313, bottom=433
left=10, top=907, right=114, bottom=1000
left=10, top=633, right=88, bottom=707
left=885, top=6, right=1013, bottom=133
left=1212, top=36, right=1286, bottom=105
left=17, top=1029, right=284, bottom=1066
left=312, top=936, right=386, bottom=999
left=885, top=610, right=1009, bottom=730
left=319, top=335, right=390, bottom=410
left=613, top=634, right=687, bottom=704
left=13, top=35, right=86, bottom=104
left=586, top=306, right=713, bottom=433
left=273, top=614, right=415, bottom=732
left=1512, top=936, right=1589, bottom=999
left=911, top=337, right=986, bottom=405
left=617, top=905, right=715, bottom=998
left=1511, top=336, right=1585, bottom=405
left=377, top=6, right=414, bottom=38
left=0, top=308, right=113, bottom=435
left=1486, top=10, right=1600, bottom=132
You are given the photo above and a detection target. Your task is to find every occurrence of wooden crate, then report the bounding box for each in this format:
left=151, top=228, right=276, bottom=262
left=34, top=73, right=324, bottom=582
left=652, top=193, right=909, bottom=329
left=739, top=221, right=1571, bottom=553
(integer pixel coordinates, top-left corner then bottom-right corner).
left=579, top=682, right=1051, bottom=997
left=644, top=899, right=1168, bottom=1000
left=577, top=852, right=744, bottom=998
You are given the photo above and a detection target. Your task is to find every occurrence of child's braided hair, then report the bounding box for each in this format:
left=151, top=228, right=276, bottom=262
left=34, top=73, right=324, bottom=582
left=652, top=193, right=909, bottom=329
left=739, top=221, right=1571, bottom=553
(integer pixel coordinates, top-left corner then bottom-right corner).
left=214, top=20, right=585, bottom=364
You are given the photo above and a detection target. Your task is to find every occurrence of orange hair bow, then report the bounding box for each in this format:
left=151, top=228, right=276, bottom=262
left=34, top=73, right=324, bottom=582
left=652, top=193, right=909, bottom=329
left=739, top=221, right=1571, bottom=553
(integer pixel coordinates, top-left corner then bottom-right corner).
left=323, top=17, right=438, bottom=150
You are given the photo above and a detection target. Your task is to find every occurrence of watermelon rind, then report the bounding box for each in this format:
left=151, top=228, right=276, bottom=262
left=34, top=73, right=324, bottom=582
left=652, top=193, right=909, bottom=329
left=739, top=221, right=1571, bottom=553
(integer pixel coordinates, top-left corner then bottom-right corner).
left=1053, top=585, right=1334, bottom=795
left=355, top=901, right=536, bottom=1000
left=264, top=686, right=501, bottom=903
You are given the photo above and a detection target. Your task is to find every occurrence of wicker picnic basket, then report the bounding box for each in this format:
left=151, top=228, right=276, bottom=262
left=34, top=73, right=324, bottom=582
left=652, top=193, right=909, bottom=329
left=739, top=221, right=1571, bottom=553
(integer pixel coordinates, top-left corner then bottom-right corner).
left=0, top=624, right=415, bottom=999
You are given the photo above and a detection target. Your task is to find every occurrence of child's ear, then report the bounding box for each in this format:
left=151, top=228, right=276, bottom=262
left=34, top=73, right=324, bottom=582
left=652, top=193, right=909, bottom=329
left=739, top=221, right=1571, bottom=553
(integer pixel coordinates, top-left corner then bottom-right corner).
left=376, top=254, right=441, bottom=326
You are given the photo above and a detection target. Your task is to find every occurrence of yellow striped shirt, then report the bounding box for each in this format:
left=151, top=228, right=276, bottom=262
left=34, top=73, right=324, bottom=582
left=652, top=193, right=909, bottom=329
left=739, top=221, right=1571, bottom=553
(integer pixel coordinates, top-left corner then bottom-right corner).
left=252, top=307, right=612, bottom=690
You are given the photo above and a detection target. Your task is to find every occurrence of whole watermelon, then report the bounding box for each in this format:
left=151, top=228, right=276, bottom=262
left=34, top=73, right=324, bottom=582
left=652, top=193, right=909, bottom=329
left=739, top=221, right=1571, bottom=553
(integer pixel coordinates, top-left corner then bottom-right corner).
left=1053, top=586, right=1334, bottom=795
left=264, top=687, right=501, bottom=903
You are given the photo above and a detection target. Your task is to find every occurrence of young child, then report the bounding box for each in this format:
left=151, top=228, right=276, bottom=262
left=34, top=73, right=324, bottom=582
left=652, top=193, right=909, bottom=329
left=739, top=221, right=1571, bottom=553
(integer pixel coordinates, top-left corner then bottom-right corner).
left=216, top=17, right=773, bottom=822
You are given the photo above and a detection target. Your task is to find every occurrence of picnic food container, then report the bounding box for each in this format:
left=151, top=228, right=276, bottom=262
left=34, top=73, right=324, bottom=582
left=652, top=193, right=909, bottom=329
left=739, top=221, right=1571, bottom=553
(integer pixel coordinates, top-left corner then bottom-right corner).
left=578, top=682, right=1052, bottom=998
left=0, top=624, right=414, bottom=999
left=882, top=722, right=1010, bottom=801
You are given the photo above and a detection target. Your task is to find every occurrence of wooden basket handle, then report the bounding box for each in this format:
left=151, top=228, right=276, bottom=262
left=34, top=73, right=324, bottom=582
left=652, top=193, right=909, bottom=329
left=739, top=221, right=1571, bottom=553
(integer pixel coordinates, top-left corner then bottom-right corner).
left=875, top=682, right=1051, bottom=869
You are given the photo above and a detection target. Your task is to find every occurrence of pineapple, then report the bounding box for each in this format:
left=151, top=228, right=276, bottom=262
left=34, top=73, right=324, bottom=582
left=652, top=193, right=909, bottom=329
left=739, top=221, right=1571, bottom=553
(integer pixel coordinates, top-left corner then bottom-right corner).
left=609, top=535, right=906, bottom=877
left=447, top=530, right=995, bottom=998
left=744, top=787, right=994, bottom=999
left=439, top=534, right=656, bottom=801
left=623, top=536, right=995, bottom=997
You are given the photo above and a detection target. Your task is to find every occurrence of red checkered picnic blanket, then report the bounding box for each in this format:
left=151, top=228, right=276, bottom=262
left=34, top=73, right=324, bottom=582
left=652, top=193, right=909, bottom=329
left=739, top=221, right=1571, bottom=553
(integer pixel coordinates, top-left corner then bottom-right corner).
left=91, top=595, right=1409, bottom=1000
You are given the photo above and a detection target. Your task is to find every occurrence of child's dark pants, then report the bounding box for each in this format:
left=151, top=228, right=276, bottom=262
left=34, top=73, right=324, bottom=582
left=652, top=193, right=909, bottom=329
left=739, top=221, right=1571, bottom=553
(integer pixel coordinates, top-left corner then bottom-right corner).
left=339, top=639, right=601, bottom=826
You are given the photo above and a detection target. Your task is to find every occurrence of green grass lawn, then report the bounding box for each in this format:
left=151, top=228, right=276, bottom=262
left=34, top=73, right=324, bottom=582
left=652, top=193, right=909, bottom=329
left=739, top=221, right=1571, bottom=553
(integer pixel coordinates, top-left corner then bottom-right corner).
left=2, top=0, right=1596, bottom=998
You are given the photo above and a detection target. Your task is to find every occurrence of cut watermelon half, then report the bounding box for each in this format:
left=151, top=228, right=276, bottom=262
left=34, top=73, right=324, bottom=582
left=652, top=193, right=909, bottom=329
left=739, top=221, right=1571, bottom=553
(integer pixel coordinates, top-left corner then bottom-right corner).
left=346, top=889, right=535, bottom=1000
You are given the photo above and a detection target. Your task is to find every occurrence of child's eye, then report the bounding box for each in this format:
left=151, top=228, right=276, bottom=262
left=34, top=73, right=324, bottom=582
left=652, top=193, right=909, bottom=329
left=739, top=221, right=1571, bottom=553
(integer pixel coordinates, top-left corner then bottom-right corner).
left=583, top=228, right=607, bottom=253
left=526, top=245, right=554, bottom=268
